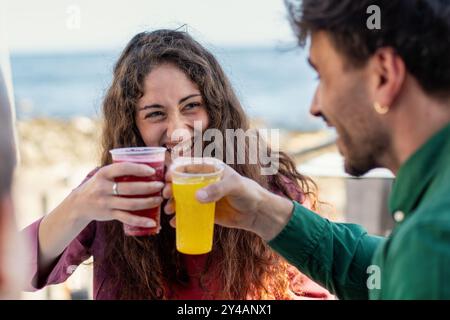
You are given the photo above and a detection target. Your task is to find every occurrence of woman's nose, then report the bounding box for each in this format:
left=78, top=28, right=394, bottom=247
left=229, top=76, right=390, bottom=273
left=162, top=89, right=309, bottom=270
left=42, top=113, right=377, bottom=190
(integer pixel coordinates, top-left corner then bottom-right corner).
left=166, top=114, right=191, bottom=143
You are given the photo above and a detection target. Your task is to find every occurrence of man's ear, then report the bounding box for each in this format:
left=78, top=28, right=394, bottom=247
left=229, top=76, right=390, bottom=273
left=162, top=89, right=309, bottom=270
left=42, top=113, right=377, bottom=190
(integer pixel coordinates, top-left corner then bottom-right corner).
left=369, top=47, right=406, bottom=109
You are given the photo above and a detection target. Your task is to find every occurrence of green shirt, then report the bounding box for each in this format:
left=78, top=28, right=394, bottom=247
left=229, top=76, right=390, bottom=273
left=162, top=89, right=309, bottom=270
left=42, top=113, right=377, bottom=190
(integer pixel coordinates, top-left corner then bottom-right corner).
left=269, top=122, right=450, bottom=300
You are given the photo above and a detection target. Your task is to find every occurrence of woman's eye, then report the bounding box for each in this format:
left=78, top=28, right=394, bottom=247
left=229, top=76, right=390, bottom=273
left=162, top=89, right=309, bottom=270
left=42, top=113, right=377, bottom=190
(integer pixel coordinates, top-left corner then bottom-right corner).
left=145, top=111, right=165, bottom=119
left=183, top=102, right=201, bottom=111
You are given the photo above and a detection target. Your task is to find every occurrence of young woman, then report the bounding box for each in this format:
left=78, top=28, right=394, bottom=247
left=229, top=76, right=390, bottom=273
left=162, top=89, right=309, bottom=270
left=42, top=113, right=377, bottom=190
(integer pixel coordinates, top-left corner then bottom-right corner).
left=22, top=30, right=331, bottom=299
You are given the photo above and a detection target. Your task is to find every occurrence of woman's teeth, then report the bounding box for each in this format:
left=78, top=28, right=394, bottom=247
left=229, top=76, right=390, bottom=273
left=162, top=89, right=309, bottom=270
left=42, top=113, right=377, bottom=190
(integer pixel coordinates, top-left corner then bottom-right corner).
left=163, top=140, right=194, bottom=154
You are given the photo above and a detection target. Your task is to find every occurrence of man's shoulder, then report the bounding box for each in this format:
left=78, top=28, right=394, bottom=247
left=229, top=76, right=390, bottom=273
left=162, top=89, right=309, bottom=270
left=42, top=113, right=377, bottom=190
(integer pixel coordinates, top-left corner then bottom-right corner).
left=383, top=202, right=450, bottom=298
left=389, top=198, right=450, bottom=256
left=416, top=173, right=450, bottom=222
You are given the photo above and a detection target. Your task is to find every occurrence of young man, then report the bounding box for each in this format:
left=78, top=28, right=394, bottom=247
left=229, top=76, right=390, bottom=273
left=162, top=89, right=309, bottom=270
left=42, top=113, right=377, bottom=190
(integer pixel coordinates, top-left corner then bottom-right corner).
left=165, top=0, right=450, bottom=299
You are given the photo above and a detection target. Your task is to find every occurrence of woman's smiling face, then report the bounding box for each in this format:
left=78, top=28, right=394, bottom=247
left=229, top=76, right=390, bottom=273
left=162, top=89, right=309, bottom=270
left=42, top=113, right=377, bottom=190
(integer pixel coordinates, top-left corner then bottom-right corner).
left=135, top=63, right=210, bottom=166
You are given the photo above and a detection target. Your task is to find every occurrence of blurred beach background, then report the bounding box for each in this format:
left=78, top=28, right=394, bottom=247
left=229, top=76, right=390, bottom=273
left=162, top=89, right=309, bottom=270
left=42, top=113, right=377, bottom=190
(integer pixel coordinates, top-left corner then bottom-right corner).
left=2, top=0, right=392, bottom=299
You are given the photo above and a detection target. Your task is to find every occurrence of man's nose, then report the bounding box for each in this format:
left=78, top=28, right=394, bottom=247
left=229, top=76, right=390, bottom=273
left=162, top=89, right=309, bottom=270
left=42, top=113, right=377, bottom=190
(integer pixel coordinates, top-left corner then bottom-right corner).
left=310, top=86, right=322, bottom=117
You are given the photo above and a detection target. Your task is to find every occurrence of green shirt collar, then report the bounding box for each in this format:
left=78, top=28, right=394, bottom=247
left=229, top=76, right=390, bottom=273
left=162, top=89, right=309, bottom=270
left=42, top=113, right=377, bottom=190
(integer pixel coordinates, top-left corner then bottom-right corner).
left=389, top=122, right=450, bottom=216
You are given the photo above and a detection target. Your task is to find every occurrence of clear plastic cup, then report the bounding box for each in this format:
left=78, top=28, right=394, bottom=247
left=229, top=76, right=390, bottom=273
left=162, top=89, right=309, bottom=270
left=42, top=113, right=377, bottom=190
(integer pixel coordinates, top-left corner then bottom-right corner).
left=171, top=157, right=224, bottom=254
left=109, top=147, right=166, bottom=236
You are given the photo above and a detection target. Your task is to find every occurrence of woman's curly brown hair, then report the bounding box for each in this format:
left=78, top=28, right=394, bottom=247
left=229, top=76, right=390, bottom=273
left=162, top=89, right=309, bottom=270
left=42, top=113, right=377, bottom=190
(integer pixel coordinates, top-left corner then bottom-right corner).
left=99, top=29, right=318, bottom=299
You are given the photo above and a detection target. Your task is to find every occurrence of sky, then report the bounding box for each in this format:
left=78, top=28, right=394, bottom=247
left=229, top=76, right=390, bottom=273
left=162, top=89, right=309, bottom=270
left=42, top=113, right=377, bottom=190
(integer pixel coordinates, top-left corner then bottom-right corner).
left=3, top=0, right=297, bottom=53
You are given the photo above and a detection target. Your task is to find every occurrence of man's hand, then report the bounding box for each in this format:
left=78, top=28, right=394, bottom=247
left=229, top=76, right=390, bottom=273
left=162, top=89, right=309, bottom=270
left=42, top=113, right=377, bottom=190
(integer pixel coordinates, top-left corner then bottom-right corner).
left=163, top=162, right=295, bottom=242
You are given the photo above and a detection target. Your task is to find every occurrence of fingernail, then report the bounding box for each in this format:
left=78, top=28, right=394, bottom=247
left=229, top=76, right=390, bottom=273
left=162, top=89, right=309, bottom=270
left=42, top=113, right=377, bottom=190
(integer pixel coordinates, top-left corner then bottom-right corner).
left=145, top=166, right=155, bottom=174
left=167, top=204, right=174, bottom=214
left=196, top=189, right=209, bottom=202
left=145, top=219, right=156, bottom=227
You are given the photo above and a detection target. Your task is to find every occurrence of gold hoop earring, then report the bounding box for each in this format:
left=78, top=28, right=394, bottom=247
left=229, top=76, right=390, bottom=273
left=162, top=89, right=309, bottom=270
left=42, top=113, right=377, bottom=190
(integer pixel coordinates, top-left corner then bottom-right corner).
left=374, top=102, right=389, bottom=115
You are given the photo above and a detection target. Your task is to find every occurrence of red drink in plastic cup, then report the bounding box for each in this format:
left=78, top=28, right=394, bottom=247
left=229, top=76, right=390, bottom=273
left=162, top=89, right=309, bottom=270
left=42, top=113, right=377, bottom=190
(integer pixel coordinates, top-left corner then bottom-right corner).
left=109, top=147, right=166, bottom=236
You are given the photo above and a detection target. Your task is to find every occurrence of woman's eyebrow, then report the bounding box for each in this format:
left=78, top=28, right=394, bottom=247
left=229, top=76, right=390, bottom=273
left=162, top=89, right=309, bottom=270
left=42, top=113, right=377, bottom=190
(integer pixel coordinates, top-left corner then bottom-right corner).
left=179, top=94, right=201, bottom=105
left=138, top=104, right=164, bottom=111
left=138, top=94, right=201, bottom=111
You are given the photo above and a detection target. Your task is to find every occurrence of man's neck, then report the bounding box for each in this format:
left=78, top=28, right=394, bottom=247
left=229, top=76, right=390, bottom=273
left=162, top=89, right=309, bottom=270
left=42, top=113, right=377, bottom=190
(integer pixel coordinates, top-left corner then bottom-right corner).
left=385, top=93, right=450, bottom=174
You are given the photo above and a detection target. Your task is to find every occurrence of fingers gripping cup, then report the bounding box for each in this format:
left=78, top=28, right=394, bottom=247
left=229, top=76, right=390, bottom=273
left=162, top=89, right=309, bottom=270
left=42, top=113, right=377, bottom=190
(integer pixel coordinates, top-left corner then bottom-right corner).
left=171, top=157, right=224, bottom=255
left=109, top=147, right=166, bottom=236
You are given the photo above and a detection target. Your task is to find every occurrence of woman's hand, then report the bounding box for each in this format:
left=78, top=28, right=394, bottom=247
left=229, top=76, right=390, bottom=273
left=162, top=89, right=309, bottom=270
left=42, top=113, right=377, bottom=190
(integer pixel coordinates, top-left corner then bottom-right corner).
left=37, top=161, right=165, bottom=273
left=162, top=171, right=176, bottom=228
left=68, top=162, right=164, bottom=228
left=162, top=162, right=294, bottom=241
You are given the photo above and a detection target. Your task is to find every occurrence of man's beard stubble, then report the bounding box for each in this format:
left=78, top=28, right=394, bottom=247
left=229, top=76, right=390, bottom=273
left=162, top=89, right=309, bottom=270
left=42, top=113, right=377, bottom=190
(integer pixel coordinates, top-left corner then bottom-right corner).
left=340, top=118, right=390, bottom=177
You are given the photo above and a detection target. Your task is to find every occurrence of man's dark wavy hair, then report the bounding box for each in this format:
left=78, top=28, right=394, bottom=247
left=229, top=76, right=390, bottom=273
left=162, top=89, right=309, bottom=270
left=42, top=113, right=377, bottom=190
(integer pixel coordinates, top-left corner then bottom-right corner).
left=286, top=0, right=450, bottom=99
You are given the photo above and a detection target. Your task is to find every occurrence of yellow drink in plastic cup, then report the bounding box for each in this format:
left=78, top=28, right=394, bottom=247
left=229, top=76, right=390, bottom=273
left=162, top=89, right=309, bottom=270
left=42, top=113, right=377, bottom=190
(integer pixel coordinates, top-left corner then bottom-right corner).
left=171, top=157, right=224, bottom=254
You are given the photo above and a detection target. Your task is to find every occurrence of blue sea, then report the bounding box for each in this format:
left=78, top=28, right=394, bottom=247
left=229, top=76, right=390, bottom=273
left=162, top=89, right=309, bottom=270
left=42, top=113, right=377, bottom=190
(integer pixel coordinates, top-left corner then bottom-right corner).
left=10, top=46, right=324, bottom=131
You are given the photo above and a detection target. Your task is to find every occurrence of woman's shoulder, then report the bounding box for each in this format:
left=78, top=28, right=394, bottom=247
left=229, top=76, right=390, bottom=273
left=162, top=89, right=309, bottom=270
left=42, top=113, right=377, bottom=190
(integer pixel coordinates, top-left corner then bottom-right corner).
left=288, top=265, right=334, bottom=300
